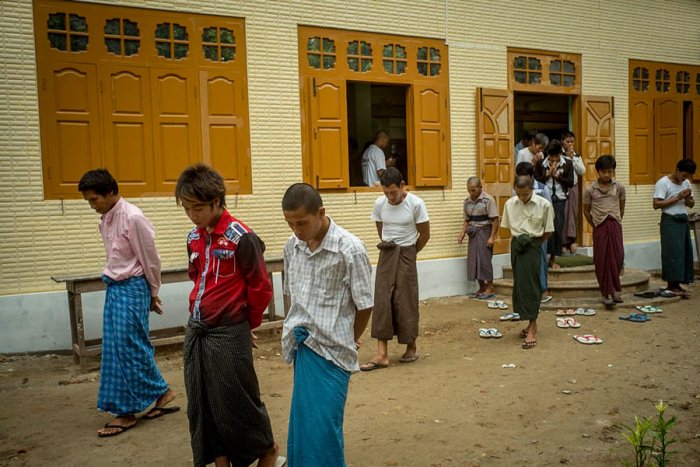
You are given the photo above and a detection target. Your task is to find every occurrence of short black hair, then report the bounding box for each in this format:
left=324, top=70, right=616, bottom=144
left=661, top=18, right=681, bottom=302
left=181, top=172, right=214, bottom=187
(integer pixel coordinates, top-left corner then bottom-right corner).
left=677, top=158, right=697, bottom=174
left=380, top=167, right=403, bottom=187
left=561, top=130, right=575, bottom=140
left=515, top=161, right=535, bottom=177
left=595, top=155, right=616, bottom=171
left=175, top=164, right=226, bottom=207
left=522, top=130, right=537, bottom=143
left=514, top=175, right=533, bottom=189
left=546, top=140, right=563, bottom=157
left=78, top=169, right=119, bottom=196
left=282, top=183, right=323, bottom=214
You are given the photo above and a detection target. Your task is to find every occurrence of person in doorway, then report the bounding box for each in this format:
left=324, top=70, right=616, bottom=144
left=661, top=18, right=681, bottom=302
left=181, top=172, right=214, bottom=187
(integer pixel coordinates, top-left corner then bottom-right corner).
left=361, top=167, right=430, bottom=370
left=501, top=175, right=554, bottom=349
left=176, top=164, right=282, bottom=467
left=458, top=176, right=499, bottom=299
left=362, top=130, right=390, bottom=186
left=583, top=155, right=626, bottom=307
left=281, top=183, right=373, bottom=466
left=515, top=132, right=547, bottom=167
left=514, top=130, right=537, bottom=158
left=78, top=169, right=178, bottom=438
left=515, top=162, right=554, bottom=304
left=535, top=140, right=574, bottom=269
left=653, top=159, right=696, bottom=296
left=562, top=131, right=586, bottom=254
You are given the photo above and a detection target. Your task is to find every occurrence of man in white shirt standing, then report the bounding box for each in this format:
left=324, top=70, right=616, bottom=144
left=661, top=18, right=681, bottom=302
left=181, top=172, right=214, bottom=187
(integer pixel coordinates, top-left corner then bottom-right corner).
left=653, top=159, right=696, bottom=296
left=361, top=168, right=430, bottom=370
left=515, top=133, right=547, bottom=167
left=362, top=130, right=390, bottom=186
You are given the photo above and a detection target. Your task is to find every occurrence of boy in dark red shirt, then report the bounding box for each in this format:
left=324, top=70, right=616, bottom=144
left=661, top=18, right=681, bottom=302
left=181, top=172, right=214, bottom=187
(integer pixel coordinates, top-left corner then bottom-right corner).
left=176, top=164, right=282, bottom=467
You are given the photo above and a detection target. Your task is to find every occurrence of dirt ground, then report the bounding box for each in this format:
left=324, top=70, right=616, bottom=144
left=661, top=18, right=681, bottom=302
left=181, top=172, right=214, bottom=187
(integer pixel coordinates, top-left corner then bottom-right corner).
left=2, top=288, right=700, bottom=467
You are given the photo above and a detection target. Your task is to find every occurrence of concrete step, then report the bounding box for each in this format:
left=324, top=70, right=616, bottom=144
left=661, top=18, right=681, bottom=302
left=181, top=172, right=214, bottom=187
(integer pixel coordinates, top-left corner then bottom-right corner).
left=501, top=264, right=626, bottom=282
left=494, top=268, right=650, bottom=298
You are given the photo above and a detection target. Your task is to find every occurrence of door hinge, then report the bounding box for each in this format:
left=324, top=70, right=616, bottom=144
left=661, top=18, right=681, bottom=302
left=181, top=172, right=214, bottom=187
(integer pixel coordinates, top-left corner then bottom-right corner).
left=611, top=96, right=615, bottom=118
left=312, top=78, right=317, bottom=97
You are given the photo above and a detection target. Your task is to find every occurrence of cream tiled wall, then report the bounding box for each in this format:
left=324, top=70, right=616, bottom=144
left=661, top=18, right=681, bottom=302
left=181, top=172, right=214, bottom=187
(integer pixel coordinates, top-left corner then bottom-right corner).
left=1, top=0, right=699, bottom=295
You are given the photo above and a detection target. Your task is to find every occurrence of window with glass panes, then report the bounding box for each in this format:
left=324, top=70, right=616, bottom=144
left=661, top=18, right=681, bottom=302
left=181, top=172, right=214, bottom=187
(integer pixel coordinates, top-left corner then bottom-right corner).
left=33, top=0, right=252, bottom=198
left=507, top=48, right=581, bottom=95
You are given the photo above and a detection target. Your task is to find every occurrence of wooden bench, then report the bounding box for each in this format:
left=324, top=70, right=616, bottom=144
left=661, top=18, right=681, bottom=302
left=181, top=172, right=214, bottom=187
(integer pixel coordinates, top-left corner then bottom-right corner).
left=52, top=257, right=289, bottom=368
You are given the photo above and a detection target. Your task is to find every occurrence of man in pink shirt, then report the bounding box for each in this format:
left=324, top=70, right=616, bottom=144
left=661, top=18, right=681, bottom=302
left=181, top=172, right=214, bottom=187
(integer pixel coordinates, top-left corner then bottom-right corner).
left=79, top=169, right=178, bottom=437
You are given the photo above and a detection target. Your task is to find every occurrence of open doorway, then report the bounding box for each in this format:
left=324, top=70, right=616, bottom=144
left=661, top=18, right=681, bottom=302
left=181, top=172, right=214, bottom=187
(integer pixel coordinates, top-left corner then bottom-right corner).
left=514, top=92, right=572, bottom=145
left=347, top=82, right=409, bottom=186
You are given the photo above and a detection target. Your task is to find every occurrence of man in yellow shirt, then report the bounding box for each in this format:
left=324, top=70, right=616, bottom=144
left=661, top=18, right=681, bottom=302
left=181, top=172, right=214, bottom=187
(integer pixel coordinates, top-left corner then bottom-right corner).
left=501, top=175, right=554, bottom=349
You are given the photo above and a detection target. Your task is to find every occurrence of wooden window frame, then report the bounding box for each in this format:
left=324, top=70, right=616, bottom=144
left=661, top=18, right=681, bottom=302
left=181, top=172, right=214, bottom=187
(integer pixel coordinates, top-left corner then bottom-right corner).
left=629, top=59, right=700, bottom=184
left=507, top=48, right=581, bottom=95
left=34, top=0, right=252, bottom=199
left=298, top=25, right=451, bottom=193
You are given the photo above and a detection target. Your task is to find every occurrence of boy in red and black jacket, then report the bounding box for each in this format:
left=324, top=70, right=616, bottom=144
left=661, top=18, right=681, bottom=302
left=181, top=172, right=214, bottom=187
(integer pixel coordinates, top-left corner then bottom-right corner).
left=175, top=164, right=282, bottom=467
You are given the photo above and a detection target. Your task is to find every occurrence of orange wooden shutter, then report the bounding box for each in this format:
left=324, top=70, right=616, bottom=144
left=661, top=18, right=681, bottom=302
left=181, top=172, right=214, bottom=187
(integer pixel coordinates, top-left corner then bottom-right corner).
left=412, top=83, right=448, bottom=186
left=629, top=98, right=654, bottom=184
left=199, top=70, right=251, bottom=194
left=38, top=63, right=102, bottom=197
left=308, top=76, right=349, bottom=189
left=100, top=65, right=155, bottom=195
left=151, top=68, right=200, bottom=192
left=476, top=88, right=513, bottom=254
left=654, top=98, right=683, bottom=180
left=581, top=96, right=615, bottom=246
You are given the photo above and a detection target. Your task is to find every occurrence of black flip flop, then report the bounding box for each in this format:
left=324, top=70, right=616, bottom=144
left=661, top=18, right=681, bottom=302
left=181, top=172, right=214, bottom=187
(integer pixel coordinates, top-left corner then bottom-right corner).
left=360, top=361, right=387, bottom=371
left=143, top=405, right=180, bottom=420
left=98, top=422, right=136, bottom=437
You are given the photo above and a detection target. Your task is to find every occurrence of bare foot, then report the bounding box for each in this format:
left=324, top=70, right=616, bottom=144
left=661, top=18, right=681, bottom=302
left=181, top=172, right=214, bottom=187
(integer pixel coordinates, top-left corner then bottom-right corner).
left=551, top=263, right=561, bottom=269
left=257, top=443, right=280, bottom=467
left=143, top=389, right=178, bottom=419
left=97, top=415, right=136, bottom=437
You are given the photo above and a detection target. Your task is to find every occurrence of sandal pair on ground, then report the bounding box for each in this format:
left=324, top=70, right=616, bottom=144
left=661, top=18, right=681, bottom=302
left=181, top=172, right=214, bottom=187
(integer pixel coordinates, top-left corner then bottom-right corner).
left=98, top=405, right=180, bottom=438
left=573, top=334, right=603, bottom=345
left=478, top=328, right=502, bottom=338
left=556, top=317, right=581, bottom=328
left=555, top=308, right=595, bottom=316
left=487, top=300, right=508, bottom=310
left=635, top=305, right=663, bottom=314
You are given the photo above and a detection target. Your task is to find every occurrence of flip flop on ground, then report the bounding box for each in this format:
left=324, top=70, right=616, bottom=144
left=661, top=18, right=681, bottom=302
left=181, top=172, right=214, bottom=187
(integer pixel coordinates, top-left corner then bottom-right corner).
left=500, top=312, right=520, bottom=321
left=487, top=328, right=502, bottom=338
left=619, top=313, right=650, bottom=322
left=635, top=305, right=662, bottom=314
left=497, top=301, right=508, bottom=310
left=487, top=301, right=499, bottom=309
left=556, top=318, right=569, bottom=328
left=143, top=405, right=180, bottom=420
left=555, top=309, right=576, bottom=316
left=97, top=421, right=136, bottom=437
left=573, top=334, right=603, bottom=345
left=360, top=361, right=388, bottom=371
left=479, top=328, right=491, bottom=338
left=478, top=293, right=496, bottom=300
left=522, top=339, right=537, bottom=349
left=564, top=317, right=581, bottom=328
left=574, top=308, right=596, bottom=316
left=398, top=355, right=419, bottom=363
left=541, top=296, right=553, bottom=303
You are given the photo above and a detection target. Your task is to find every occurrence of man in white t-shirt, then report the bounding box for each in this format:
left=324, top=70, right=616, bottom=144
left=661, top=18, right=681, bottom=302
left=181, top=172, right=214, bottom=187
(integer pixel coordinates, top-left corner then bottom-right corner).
left=653, top=159, right=696, bottom=295
left=362, top=130, right=390, bottom=186
left=360, top=168, right=430, bottom=370
left=515, top=133, right=547, bottom=168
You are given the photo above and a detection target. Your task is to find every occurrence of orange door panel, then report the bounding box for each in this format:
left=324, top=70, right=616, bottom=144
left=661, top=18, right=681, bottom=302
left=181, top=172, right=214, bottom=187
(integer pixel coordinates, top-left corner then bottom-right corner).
left=629, top=98, right=655, bottom=184
left=151, top=68, right=200, bottom=192
left=199, top=70, right=251, bottom=194
left=412, top=83, right=448, bottom=186
left=654, top=98, right=683, bottom=180
left=477, top=88, right=513, bottom=254
left=581, top=96, right=615, bottom=246
left=308, top=77, right=349, bottom=189
left=694, top=101, right=700, bottom=182
left=100, top=65, right=155, bottom=194
left=39, top=62, right=102, bottom=197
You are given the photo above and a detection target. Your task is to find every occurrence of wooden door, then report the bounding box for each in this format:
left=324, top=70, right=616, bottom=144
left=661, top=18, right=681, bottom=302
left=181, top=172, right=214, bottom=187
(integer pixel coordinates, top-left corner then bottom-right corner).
left=308, top=76, right=348, bottom=189
left=199, top=70, right=251, bottom=194
left=477, top=88, right=513, bottom=254
left=581, top=96, right=615, bottom=246
left=629, top=97, right=655, bottom=184
left=694, top=100, right=700, bottom=182
left=654, top=98, right=683, bottom=180
left=38, top=63, right=102, bottom=197
left=151, top=68, right=200, bottom=192
left=100, top=65, right=155, bottom=194
left=412, top=83, right=449, bottom=186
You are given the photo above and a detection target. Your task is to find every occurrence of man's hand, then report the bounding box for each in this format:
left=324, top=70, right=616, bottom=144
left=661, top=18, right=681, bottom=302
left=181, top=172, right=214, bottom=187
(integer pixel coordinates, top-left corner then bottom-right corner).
left=548, top=164, right=558, bottom=177
left=251, top=332, right=259, bottom=349
left=150, top=296, right=163, bottom=314
left=458, top=232, right=466, bottom=244
left=486, top=237, right=495, bottom=249
left=355, top=339, right=362, bottom=350
left=678, top=188, right=691, bottom=200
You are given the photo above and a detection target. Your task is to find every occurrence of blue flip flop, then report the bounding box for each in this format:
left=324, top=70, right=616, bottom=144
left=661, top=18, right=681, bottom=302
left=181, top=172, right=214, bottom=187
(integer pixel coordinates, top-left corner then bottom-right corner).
left=619, top=313, right=650, bottom=322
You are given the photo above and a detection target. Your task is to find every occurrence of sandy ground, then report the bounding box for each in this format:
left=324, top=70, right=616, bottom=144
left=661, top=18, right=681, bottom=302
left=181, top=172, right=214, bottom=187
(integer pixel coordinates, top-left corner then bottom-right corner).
left=2, top=288, right=700, bottom=467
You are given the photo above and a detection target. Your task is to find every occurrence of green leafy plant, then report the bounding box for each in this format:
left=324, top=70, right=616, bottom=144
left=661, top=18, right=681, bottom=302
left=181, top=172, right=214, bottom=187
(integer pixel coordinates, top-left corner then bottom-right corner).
left=621, top=400, right=678, bottom=467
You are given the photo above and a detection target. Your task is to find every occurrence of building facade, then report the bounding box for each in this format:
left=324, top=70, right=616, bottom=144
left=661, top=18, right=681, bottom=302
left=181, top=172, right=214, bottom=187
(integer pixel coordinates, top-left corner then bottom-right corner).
left=1, top=0, right=699, bottom=352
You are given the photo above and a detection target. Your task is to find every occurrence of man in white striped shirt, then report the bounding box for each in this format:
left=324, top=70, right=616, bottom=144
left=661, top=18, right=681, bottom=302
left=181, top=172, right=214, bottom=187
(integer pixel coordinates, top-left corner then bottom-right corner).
left=281, top=183, right=373, bottom=467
